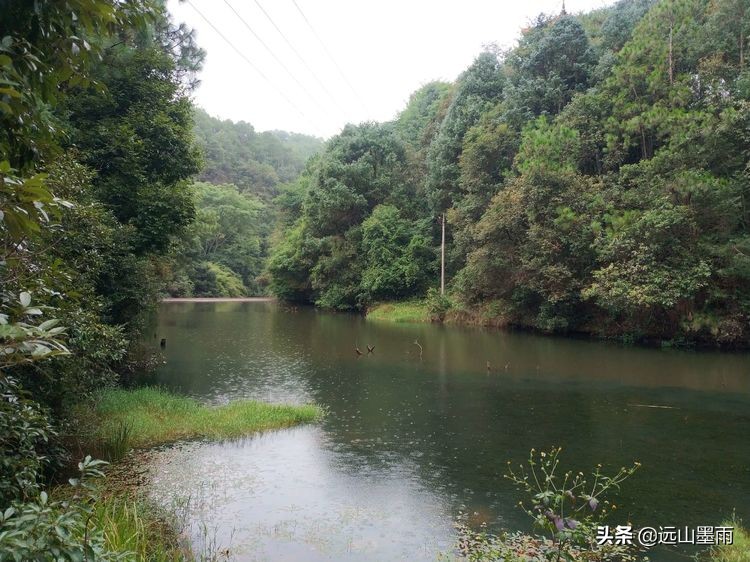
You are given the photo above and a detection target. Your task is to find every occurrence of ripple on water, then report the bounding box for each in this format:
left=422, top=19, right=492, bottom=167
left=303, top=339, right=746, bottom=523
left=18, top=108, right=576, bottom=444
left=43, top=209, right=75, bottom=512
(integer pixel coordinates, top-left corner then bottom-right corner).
left=146, top=426, right=456, bottom=562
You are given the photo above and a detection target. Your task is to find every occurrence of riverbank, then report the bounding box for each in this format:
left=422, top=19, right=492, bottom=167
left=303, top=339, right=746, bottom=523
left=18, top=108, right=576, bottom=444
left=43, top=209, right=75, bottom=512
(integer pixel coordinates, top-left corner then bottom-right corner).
left=366, top=299, right=508, bottom=327
left=366, top=300, right=431, bottom=323
left=365, top=299, right=748, bottom=349
left=162, top=297, right=275, bottom=303
left=66, top=387, right=322, bottom=560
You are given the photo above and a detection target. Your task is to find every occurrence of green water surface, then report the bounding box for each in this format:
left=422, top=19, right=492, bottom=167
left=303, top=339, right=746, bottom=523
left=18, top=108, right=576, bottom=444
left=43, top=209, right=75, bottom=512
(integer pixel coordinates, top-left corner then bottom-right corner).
left=148, top=301, right=750, bottom=561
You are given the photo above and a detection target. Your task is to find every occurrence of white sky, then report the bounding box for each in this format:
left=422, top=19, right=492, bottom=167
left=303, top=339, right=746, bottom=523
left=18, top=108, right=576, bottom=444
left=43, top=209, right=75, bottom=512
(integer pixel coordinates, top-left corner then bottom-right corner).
left=168, top=0, right=615, bottom=139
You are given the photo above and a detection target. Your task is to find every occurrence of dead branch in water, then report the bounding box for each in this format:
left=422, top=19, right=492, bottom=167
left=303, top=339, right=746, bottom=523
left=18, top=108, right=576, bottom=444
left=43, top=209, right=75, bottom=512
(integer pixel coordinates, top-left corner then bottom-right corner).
left=413, top=339, right=423, bottom=360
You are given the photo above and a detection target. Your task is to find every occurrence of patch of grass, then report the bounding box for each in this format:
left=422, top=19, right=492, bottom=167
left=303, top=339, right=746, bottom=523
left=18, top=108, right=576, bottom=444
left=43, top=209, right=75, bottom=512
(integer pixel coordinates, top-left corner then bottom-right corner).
left=78, top=387, right=322, bottom=451
left=710, top=518, right=750, bottom=562
left=92, top=492, right=190, bottom=561
left=366, top=300, right=429, bottom=323
left=101, top=420, right=132, bottom=462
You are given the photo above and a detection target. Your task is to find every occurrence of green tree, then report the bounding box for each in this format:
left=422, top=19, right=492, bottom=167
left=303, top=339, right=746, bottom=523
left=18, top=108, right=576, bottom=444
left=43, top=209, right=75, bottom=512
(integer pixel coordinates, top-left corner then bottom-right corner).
left=174, top=182, right=269, bottom=296
left=360, top=205, right=435, bottom=301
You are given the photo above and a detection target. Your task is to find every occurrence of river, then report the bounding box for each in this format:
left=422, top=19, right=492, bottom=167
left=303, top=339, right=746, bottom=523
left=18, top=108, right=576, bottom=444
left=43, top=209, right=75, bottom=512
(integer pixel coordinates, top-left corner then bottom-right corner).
left=146, top=300, right=750, bottom=561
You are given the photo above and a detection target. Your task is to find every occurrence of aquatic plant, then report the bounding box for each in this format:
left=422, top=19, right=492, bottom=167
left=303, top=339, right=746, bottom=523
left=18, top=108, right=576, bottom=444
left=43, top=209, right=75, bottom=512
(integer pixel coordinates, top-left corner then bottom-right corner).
left=707, top=516, right=750, bottom=562
left=79, top=387, right=322, bottom=449
left=450, top=448, right=643, bottom=561
left=504, top=447, right=641, bottom=560
left=101, top=420, right=133, bottom=462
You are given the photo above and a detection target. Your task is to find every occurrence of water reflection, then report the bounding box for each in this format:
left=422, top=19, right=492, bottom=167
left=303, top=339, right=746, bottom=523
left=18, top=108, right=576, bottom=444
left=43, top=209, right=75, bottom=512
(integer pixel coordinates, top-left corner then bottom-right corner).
left=148, top=427, right=453, bottom=561
left=150, top=302, right=750, bottom=561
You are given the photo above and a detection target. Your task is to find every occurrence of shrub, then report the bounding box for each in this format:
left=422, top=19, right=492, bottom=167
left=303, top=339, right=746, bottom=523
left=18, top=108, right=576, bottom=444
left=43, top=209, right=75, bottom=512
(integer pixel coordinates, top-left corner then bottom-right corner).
left=455, top=448, right=642, bottom=561
left=0, top=457, right=128, bottom=562
left=426, top=287, right=453, bottom=321
left=504, top=447, right=641, bottom=560
left=0, top=376, right=62, bottom=506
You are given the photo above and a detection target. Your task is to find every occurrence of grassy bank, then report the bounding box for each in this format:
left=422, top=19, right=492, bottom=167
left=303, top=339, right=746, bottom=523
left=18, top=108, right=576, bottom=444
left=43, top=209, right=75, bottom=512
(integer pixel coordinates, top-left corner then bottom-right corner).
left=91, top=492, right=189, bottom=561
left=709, top=519, right=750, bottom=562
left=366, top=300, right=430, bottom=323
left=74, top=387, right=322, bottom=453
left=365, top=299, right=506, bottom=327
left=65, top=387, right=322, bottom=560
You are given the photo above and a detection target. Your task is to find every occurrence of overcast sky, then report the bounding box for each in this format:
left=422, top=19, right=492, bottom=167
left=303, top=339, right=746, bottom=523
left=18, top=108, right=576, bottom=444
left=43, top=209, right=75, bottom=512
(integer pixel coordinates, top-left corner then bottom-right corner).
left=167, top=0, right=615, bottom=139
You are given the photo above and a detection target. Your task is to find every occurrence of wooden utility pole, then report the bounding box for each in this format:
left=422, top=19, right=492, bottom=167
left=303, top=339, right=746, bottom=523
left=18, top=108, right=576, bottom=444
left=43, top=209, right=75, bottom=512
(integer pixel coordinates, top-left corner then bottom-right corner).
left=668, top=7, right=674, bottom=85
left=440, top=213, right=445, bottom=295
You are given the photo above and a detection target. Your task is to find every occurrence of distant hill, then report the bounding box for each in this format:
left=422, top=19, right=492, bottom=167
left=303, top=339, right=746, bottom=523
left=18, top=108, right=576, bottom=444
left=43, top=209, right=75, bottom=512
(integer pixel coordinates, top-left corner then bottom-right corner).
left=193, top=108, right=324, bottom=197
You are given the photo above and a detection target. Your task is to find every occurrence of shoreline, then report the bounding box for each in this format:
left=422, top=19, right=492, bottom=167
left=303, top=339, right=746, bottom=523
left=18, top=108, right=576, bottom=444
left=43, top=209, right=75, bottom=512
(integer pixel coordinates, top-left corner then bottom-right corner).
left=161, top=296, right=275, bottom=303
left=365, top=300, right=750, bottom=351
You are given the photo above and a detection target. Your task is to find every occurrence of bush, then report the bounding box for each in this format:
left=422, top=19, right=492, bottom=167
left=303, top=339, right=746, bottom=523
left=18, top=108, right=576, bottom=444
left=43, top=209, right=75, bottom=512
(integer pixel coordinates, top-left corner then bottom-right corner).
left=0, top=376, right=62, bottom=506
left=190, top=261, right=246, bottom=297
left=455, top=448, right=642, bottom=562
left=426, top=287, right=453, bottom=321
left=0, top=457, right=127, bottom=562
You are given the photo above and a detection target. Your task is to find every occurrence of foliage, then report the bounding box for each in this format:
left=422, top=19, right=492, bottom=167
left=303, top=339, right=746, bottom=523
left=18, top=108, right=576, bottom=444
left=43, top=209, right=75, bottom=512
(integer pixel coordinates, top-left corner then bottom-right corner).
left=449, top=448, right=642, bottom=562
left=269, top=122, right=430, bottom=310
left=0, top=376, right=60, bottom=506
left=426, top=51, right=505, bottom=217
left=426, top=288, right=453, bottom=322
left=267, top=219, right=318, bottom=302
left=505, top=448, right=640, bottom=553
left=707, top=517, right=750, bottom=562
left=0, top=456, right=125, bottom=562
left=178, top=113, right=323, bottom=297
left=170, top=182, right=270, bottom=296
left=189, top=261, right=245, bottom=297
left=193, top=108, right=323, bottom=198
left=269, top=0, right=750, bottom=347
left=360, top=205, right=435, bottom=301
left=0, top=1, right=212, bottom=560
left=366, top=300, right=429, bottom=323
left=64, top=42, right=201, bottom=257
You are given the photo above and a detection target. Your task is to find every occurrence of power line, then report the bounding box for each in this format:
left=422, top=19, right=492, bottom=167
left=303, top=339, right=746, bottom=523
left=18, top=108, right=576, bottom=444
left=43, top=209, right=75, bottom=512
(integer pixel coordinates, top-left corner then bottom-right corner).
left=222, top=0, right=333, bottom=119
left=185, top=0, right=316, bottom=129
left=290, top=0, right=369, bottom=114
left=251, top=0, right=348, bottom=119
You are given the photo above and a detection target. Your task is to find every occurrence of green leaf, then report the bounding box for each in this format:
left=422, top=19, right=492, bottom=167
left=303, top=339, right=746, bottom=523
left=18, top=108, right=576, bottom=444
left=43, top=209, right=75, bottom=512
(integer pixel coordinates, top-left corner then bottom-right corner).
left=19, top=292, right=31, bottom=307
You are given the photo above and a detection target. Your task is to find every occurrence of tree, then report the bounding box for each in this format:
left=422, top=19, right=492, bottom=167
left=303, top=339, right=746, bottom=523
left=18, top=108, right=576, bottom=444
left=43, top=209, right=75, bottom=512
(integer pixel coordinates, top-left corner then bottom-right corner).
left=192, top=108, right=323, bottom=197
left=65, top=44, right=201, bottom=254
left=360, top=205, right=435, bottom=301
left=425, top=51, right=505, bottom=215
left=173, top=182, right=269, bottom=296
left=504, top=14, right=596, bottom=119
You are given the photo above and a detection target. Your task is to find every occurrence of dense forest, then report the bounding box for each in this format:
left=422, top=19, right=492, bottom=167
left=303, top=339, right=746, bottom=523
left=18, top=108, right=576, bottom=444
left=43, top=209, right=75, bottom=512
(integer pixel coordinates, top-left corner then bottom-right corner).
left=169, top=110, right=322, bottom=297
left=0, top=1, right=228, bottom=557
left=1, top=0, right=750, bottom=557
left=269, top=0, right=750, bottom=348
left=194, top=107, right=322, bottom=197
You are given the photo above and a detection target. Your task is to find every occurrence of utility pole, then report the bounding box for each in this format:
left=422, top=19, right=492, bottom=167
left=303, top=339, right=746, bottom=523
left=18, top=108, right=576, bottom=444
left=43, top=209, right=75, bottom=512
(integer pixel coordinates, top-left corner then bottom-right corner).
left=440, top=213, right=445, bottom=296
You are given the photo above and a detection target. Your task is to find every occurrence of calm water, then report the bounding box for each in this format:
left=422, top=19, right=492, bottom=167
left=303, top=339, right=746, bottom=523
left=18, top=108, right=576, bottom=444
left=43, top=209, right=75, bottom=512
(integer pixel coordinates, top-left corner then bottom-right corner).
left=148, top=301, right=750, bottom=561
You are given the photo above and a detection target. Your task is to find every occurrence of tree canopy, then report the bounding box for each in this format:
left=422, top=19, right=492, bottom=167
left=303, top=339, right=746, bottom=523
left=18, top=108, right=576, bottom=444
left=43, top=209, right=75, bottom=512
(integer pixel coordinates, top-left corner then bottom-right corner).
left=268, top=0, right=750, bottom=347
